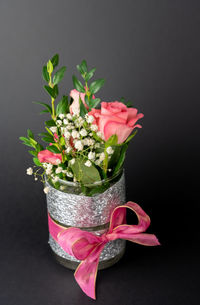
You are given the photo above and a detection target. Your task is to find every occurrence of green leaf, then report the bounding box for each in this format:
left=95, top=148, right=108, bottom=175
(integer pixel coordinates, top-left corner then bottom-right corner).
left=42, top=66, right=50, bottom=82
left=113, top=143, right=128, bottom=175
left=45, top=119, right=56, bottom=127
left=54, top=84, right=59, bottom=97
left=81, top=60, right=87, bottom=73
left=47, top=60, right=53, bottom=74
left=29, top=138, right=37, bottom=146
left=41, top=136, right=54, bottom=143
left=27, top=129, right=34, bottom=139
left=36, top=143, right=44, bottom=152
left=85, top=68, right=96, bottom=82
left=56, top=95, right=69, bottom=115
left=70, top=158, right=101, bottom=184
left=38, top=132, right=49, bottom=137
left=40, top=109, right=49, bottom=114
left=33, top=101, right=52, bottom=114
left=44, top=85, right=56, bottom=98
left=89, top=98, right=101, bottom=109
left=89, top=79, right=105, bottom=94
left=79, top=98, right=88, bottom=118
left=53, top=66, right=66, bottom=85
left=28, top=150, right=38, bottom=157
left=47, top=145, right=61, bottom=153
left=105, top=134, right=118, bottom=147
left=72, top=75, right=85, bottom=93
left=19, top=137, right=32, bottom=147
left=51, top=54, right=59, bottom=68
left=33, top=157, right=42, bottom=166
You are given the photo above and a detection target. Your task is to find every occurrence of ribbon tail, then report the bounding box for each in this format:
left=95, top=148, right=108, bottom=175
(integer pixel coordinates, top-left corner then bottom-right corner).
left=74, top=243, right=105, bottom=300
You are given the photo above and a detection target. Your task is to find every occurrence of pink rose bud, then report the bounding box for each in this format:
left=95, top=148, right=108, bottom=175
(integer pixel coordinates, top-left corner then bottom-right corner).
left=38, top=150, right=62, bottom=165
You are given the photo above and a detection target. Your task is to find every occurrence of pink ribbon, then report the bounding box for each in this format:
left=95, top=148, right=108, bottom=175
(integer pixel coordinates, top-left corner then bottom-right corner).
left=48, top=201, right=160, bottom=299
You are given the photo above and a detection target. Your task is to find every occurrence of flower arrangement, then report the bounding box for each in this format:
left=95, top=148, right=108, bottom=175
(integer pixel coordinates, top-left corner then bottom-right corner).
left=20, top=54, right=144, bottom=196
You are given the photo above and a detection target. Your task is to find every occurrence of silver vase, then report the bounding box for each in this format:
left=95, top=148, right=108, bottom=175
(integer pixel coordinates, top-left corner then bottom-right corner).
left=46, top=170, right=126, bottom=270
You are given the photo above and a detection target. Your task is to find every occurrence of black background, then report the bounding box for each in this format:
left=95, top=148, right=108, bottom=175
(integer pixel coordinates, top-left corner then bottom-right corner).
left=0, top=1, right=199, bottom=304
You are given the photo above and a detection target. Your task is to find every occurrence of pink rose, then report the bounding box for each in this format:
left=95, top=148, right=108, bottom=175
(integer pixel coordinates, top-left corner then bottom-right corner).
left=38, top=150, right=62, bottom=165
left=69, top=89, right=89, bottom=115
left=88, top=101, right=144, bottom=144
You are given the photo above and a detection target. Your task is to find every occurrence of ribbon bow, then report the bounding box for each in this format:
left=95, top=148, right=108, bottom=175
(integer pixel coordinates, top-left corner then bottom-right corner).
left=48, top=201, right=160, bottom=299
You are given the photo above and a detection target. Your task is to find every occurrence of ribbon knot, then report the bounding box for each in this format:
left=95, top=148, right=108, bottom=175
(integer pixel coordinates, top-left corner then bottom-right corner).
left=48, top=201, right=160, bottom=299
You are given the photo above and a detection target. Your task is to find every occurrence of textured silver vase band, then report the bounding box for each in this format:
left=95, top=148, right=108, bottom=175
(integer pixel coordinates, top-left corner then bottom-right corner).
left=46, top=173, right=126, bottom=267
left=46, top=173, right=125, bottom=227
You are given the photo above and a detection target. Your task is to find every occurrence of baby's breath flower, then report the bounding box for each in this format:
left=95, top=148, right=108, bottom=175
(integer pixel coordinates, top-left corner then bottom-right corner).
left=66, top=113, right=72, bottom=120
left=97, top=131, right=103, bottom=138
left=49, top=126, right=57, bottom=133
left=52, top=176, right=59, bottom=183
left=55, top=159, right=61, bottom=165
left=72, top=130, right=80, bottom=139
left=64, top=130, right=71, bottom=140
left=34, top=177, right=38, bottom=181
left=85, top=160, right=92, bottom=167
left=46, top=168, right=52, bottom=175
left=95, top=143, right=100, bottom=148
left=60, top=186, right=65, bottom=191
left=75, top=140, right=83, bottom=151
left=99, top=152, right=105, bottom=161
left=86, top=115, right=94, bottom=124
left=106, top=146, right=114, bottom=155
left=26, top=167, right=33, bottom=175
left=80, top=129, right=87, bottom=137
left=43, top=186, right=50, bottom=194
left=65, top=146, right=72, bottom=154
left=90, top=124, right=98, bottom=132
left=70, top=158, right=75, bottom=165
left=55, top=167, right=63, bottom=174
left=66, top=171, right=73, bottom=178
left=63, top=118, right=69, bottom=125
left=59, top=114, right=65, bottom=119
left=56, top=120, right=62, bottom=127
left=88, top=151, right=95, bottom=160
left=95, top=159, right=101, bottom=166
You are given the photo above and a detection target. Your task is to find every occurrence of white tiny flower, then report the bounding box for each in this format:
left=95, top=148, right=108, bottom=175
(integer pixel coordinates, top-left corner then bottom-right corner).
left=97, top=131, right=103, bottom=138
left=63, top=118, right=69, bottom=125
left=46, top=163, right=53, bottom=170
left=60, top=186, right=65, bottom=191
left=26, top=167, right=33, bottom=175
left=108, top=168, right=112, bottom=172
left=66, top=171, right=73, bottom=178
left=46, top=168, right=52, bottom=175
left=56, top=120, right=62, bottom=126
left=64, top=131, right=71, bottom=140
left=80, top=129, right=87, bottom=137
left=90, top=124, right=98, bottom=132
left=75, top=140, right=83, bottom=151
left=72, top=130, right=80, bottom=139
left=34, top=177, right=38, bottom=181
left=89, top=133, right=93, bottom=136
left=49, top=126, right=57, bottom=133
left=70, top=158, right=75, bottom=165
left=95, top=143, right=100, bottom=148
left=99, top=152, right=105, bottom=161
left=55, top=159, right=61, bottom=165
left=66, top=113, right=72, bottom=120
left=43, top=186, right=50, bottom=194
left=88, top=151, right=95, bottom=160
left=52, top=176, right=59, bottom=183
left=86, top=115, right=94, bottom=123
left=59, top=114, right=65, bottom=119
left=65, top=146, right=72, bottom=154
left=106, top=146, right=114, bottom=155
left=85, top=160, right=92, bottom=167
left=55, top=167, right=63, bottom=174
left=95, top=159, right=101, bottom=166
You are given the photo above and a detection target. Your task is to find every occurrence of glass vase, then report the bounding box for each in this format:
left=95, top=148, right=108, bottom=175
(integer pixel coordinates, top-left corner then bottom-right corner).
left=46, top=169, right=126, bottom=270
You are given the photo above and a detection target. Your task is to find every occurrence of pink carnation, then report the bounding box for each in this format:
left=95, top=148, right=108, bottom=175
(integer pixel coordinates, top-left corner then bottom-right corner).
left=38, top=150, right=62, bottom=165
